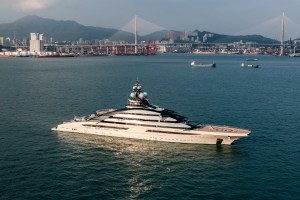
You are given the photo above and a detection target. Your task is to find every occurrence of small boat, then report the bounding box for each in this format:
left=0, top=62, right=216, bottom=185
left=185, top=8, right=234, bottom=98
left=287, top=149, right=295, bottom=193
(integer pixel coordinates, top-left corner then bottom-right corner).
left=290, top=53, right=300, bottom=57
left=246, top=58, right=258, bottom=61
left=241, top=58, right=259, bottom=68
left=191, top=61, right=216, bottom=68
left=241, top=62, right=259, bottom=68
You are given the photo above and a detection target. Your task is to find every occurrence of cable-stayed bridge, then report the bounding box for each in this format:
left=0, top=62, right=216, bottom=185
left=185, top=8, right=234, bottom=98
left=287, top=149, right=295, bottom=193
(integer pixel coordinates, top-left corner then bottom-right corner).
left=3, top=14, right=300, bottom=55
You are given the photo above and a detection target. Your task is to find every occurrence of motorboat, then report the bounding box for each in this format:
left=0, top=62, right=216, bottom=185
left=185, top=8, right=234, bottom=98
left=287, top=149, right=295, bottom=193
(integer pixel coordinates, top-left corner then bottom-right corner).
left=241, top=62, right=259, bottom=68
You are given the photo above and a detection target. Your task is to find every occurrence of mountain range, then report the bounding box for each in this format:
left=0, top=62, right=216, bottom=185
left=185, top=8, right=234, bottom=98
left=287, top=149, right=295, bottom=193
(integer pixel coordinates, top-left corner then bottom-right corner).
left=0, top=15, right=280, bottom=44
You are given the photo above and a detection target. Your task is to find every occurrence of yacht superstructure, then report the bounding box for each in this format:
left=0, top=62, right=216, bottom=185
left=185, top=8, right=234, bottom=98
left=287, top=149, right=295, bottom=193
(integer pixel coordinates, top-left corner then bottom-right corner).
left=52, top=81, right=250, bottom=145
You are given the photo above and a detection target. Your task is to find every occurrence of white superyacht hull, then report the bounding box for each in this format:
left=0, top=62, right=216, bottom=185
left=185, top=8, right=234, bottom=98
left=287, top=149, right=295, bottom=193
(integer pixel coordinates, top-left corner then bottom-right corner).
left=52, top=80, right=250, bottom=145
left=52, top=121, right=248, bottom=145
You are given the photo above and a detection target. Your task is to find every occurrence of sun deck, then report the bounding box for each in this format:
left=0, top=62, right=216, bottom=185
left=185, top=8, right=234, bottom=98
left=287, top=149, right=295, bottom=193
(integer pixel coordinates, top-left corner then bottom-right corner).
left=197, top=125, right=250, bottom=134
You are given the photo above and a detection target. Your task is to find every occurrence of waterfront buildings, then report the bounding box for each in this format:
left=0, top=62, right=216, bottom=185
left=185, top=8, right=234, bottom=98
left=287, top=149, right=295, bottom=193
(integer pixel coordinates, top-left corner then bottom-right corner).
left=1, top=31, right=299, bottom=56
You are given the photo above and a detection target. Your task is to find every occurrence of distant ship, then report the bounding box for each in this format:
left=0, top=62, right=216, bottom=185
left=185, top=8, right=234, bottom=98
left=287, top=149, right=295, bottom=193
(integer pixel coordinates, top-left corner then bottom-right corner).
left=191, top=61, right=216, bottom=68
left=36, top=53, right=75, bottom=58
left=52, top=80, right=250, bottom=145
left=192, top=49, right=216, bottom=54
left=0, top=54, right=11, bottom=58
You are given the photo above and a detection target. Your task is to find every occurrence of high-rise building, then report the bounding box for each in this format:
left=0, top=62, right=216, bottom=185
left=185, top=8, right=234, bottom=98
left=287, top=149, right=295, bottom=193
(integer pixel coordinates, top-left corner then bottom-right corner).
left=203, top=33, right=213, bottom=43
left=30, top=33, right=44, bottom=52
left=180, top=31, right=188, bottom=41
left=5, top=37, right=11, bottom=46
left=22, top=37, right=30, bottom=46
left=0, top=37, right=4, bottom=45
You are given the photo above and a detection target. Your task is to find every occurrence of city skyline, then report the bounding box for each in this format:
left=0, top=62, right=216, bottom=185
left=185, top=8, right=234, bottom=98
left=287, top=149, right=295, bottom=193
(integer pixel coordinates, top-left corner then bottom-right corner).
left=1, top=0, right=300, bottom=40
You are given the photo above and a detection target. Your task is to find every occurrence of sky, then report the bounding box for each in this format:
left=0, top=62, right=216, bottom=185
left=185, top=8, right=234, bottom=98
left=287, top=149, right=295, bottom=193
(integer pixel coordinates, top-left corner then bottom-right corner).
left=1, top=0, right=300, bottom=40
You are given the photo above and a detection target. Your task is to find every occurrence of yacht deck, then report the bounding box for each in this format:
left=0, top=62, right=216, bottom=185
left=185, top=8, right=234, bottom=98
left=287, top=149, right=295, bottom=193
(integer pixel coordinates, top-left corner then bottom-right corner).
left=197, top=125, right=250, bottom=134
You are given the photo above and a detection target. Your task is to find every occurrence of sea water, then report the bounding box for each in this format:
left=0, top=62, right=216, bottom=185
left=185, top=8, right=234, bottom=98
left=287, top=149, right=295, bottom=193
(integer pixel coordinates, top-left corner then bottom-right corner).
left=0, top=54, right=299, bottom=199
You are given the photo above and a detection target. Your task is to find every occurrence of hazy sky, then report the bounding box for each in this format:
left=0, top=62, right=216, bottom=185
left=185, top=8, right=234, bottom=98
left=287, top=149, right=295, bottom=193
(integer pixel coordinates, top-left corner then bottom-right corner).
left=1, top=0, right=300, bottom=40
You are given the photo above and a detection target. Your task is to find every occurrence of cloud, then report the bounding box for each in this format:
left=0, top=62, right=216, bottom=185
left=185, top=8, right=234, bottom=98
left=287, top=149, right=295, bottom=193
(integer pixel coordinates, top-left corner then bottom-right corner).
left=13, top=0, right=58, bottom=12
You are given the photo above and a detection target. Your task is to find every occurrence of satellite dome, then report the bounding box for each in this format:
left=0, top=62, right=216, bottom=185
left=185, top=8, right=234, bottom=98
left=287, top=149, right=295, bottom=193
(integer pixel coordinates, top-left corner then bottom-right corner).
left=137, top=86, right=141, bottom=90
left=138, top=93, right=144, bottom=99
left=133, top=86, right=137, bottom=90
left=130, top=92, right=136, bottom=98
left=143, top=92, right=148, bottom=98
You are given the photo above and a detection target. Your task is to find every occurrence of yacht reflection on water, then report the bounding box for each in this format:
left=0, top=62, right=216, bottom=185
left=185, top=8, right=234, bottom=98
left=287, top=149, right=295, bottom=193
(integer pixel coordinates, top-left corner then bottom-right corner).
left=54, top=131, right=249, bottom=199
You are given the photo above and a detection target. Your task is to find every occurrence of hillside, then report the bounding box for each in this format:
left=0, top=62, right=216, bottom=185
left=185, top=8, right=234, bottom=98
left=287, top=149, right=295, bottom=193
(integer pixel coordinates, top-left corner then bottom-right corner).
left=0, top=15, right=134, bottom=42
left=210, top=33, right=279, bottom=44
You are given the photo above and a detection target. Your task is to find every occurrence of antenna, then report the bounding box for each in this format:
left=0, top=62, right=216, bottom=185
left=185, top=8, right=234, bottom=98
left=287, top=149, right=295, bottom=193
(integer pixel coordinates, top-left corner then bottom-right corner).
left=280, top=12, right=285, bottom=56
left=13, top=31, right=16, bottom=46
left=134, top=15, right=138, bottom=54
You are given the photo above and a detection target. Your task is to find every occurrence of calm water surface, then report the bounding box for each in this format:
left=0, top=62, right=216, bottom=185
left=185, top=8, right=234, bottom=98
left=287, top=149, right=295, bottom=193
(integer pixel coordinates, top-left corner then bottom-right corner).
left=0, top=54, right=299, bottom=199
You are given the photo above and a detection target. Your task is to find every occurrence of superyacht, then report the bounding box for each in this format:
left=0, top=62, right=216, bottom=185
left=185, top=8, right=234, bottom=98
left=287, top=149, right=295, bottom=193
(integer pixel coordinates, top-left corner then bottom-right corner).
left=52, top=81, right=250, bottom=145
